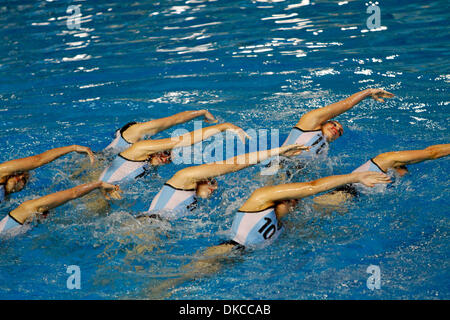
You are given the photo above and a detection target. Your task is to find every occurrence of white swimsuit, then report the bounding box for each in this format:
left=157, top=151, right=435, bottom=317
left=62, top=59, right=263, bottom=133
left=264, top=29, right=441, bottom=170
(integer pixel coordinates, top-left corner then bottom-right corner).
left=104, top=122, right=138, bottom=153
left=146, top=183, right=197, bottom=219
left=352, top=158, right=385, bottom=174
left=230, top=206, right=284, bottom=248
left=336, top=158, right=387, bottom=196
left=0, top=213, right=23, bottom=234
left=99, top=154, right=151, bottom=183
left=282, top=127, right=329, bottom=159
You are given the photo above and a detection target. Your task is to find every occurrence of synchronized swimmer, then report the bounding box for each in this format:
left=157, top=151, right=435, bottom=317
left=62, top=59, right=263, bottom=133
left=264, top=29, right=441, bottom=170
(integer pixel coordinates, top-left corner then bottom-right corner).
left=313, top=143, right=450, bottom=205
left=104, top=110, right=218, bottom=153
left=0, top=181, right=121, bottom=235
left=99, top=122, right=248, bottom=184
left=0, top=144, right=95, bottom=204
left=282, top=88, right=394, bottom=159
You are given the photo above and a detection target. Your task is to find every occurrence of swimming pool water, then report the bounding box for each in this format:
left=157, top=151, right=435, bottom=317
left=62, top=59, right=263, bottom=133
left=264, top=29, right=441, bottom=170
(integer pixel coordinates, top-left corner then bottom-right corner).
left=0, top=0, right=449, bottom=299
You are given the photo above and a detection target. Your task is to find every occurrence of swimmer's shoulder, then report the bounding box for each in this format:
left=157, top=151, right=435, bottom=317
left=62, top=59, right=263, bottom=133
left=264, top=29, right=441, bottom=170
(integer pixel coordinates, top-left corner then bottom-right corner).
left=9, top=200, right=41, bottom=224
left=297, top=112, right=323, bottom=131
left=239, top=187, right=276, bottom=212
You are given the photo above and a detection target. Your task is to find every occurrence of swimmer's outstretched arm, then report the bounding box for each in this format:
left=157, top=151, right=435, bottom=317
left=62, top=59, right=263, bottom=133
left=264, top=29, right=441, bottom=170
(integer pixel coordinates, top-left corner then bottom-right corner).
left=121, top=122, right=249, bottom=161
left=372, top=144, right=450, bottom=171
left=313, top=144, right=450, bottom=207
left=167, top=144, right=308, bottom=189
left=122, top=110, right=217, bottom=143
left=241, top=172, right=391, bottom=215
left=0, top=145, right=95, bottom=180
left=9, top=181, right=121, bottom=224
left=297, top=88, right=394, bottom=130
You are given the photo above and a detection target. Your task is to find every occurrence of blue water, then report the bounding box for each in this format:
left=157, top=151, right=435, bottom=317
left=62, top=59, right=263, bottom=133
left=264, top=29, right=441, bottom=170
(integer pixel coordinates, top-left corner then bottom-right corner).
left=0, top=0, right=449, bottom=299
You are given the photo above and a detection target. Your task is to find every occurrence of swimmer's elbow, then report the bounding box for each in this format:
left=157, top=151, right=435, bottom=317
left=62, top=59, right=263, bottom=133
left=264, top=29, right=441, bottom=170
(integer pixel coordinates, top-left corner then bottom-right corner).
left=424, top=148, right=437, bottom=159
left=424, top=145, right=448, bottom=160
left=31, top=154, right=45, bottom=167
left=307, top=180, right=322, bottom=191
left=305, top=179, right=337, bottom=197
left=249, top=187, right=272, bottom=202
left=70, top=184, right=94, bottom=200
left=70, top=189, right=81, bottom=199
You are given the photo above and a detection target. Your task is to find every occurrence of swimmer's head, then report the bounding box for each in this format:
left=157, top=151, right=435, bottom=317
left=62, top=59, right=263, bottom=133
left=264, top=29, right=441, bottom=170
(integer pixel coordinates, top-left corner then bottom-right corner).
left=5, top=172, right=29, bottom=194
left=321, top=120, right=344, bottom=142
left=275, top=199, right=299, bottom=217
left=196, top=178, right=218, bottom=198
left=394, top=165, right=409, bottom=177
left=149, top=151, right=172, bottom=166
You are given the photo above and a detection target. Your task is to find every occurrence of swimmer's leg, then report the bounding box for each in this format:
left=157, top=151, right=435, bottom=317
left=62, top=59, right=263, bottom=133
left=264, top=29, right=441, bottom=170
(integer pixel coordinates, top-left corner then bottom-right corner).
left=117, top=215, right=173, bottom=264
left=70, top=155, right=108, bottom=183
left=80, top=192, right=111, bottom=215
left=141, top=243, right=238, bottom=299
left=312, top=184, right=357, bottom=209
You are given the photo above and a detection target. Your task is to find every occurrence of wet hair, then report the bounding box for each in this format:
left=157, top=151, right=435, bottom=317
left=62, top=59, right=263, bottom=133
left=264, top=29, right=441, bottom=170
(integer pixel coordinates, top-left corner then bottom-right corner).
left=21, top=172, right=30, bottom=183
left=394, top=165, right=409, bottom=176
left=5, top=172, right=30, bottom=193
left=197, top=178, right=218, bottom=187
left=334, top=183, right=359, bottom=197
left=37, top=210, right=50, bottom=221
left=148, top=150, right=172, bottom=164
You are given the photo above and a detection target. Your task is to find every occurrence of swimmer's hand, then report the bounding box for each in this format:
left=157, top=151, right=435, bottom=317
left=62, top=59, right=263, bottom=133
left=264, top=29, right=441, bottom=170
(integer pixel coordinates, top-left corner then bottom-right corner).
left=367, top=88, right=395, bottom=103
left=280, top=144, right=310, bottom=157
left=203, top=110, right=218, bottom=124
left=356, top=172, right=392, bottom=187
left=224, top=123, right=251, bottom=144
left=73, top=145, right=96, bottom=164
left=101, top=182, right=123, bottom=200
